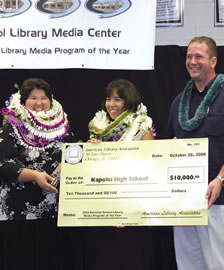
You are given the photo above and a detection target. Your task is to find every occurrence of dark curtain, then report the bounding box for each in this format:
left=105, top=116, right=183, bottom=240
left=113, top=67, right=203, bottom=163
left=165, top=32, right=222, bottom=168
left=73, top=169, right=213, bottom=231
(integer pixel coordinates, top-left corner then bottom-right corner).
left=0, top=45, right=191, bottom=140
left=1, top=45, right=223, bottom=269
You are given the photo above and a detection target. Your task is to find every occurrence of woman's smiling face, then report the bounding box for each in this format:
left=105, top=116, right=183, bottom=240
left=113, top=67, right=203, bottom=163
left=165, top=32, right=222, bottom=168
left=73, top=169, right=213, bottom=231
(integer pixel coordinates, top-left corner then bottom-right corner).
left=25, top=88, right=51, bottom=112
left=105, top=89, right=126, bottom=120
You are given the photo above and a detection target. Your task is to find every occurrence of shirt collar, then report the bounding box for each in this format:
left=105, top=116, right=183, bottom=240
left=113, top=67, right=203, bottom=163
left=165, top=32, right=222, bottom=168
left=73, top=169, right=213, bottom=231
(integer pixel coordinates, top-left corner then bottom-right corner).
left=192, top=75, right=217, bottom=95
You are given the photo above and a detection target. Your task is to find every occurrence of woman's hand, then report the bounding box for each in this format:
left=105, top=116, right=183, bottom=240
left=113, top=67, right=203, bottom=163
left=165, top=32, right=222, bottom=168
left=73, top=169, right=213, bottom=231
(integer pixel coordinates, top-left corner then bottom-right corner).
left=18, top=168, right=58, bottom=193
left=87, top=138, right=101, bottom=143
left=33, top=171, right=58, bottom=193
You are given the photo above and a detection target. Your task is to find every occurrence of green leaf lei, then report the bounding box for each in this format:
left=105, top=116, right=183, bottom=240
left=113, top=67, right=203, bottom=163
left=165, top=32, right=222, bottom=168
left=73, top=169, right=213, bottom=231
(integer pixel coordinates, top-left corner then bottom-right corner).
left=88, top=103, right=151, bottom=142
left=178, top=74, right=224, bottom=131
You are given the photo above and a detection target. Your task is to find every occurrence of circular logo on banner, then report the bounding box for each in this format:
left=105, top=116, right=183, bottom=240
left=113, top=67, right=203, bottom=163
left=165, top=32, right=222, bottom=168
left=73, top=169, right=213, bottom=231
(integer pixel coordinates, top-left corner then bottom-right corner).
left=65, top=144, right=83, bottom=164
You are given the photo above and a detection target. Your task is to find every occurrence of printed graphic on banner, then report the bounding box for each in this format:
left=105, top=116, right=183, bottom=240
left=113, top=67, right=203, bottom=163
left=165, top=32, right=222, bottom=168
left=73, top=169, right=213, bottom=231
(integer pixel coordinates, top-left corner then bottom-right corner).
left=0, top=0, right=156, bottom=70
left=85, top=0, right=132, bottom=18
left=35, top=0, right=80, bottom=18
left=0, top=0, right=31, bottom=18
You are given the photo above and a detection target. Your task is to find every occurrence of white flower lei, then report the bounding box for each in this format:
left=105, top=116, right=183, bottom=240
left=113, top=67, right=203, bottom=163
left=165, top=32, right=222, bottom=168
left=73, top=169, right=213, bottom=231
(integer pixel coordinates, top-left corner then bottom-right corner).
left=1, top=91, right=69, bottom=149
left=91, top=109, right=110, bottom=130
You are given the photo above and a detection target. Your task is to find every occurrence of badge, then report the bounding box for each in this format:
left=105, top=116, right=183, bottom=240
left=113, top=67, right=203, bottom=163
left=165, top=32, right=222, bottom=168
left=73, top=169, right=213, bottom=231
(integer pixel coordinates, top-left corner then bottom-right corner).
left=65, top=144, right=83, bottom=164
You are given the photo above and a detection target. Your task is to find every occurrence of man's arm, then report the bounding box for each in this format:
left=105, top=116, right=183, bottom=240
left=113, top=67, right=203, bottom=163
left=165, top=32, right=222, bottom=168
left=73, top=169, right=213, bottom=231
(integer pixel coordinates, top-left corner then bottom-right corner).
left=206, top=165, right=224, bottom=208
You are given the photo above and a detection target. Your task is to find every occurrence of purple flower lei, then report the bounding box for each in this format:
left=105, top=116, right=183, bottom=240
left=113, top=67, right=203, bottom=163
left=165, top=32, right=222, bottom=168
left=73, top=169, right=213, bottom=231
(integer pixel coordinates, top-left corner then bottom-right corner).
left=27, top=107, right=66, bottom=130
left=0, top=92, right=70, bottom=149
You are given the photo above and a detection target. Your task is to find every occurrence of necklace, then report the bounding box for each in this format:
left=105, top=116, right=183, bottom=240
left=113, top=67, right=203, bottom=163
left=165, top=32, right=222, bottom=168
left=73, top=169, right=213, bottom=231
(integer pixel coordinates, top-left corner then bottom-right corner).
left=0, top=91, right=69, bottom=148
left=178, top=74, right=224, bottom=131
left=88, top=103, right=153, bottom=141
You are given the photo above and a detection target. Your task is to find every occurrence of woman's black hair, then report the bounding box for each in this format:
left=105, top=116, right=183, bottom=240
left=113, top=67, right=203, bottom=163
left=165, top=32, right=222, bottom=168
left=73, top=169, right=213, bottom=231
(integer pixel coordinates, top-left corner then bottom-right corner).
left=101, top=79, right=141, bottom=113
left=20, top=78, right=53, bottom=105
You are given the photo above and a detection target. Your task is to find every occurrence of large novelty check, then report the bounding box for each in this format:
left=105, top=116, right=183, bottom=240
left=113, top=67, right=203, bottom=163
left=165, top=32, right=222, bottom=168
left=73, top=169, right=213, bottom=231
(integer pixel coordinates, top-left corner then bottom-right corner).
left=58, top=138, right=208, bottom=227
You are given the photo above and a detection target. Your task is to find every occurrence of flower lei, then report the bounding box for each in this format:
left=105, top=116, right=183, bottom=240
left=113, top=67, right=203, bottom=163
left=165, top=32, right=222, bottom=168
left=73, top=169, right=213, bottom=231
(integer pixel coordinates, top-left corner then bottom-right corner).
left=88, top=103, right=153, bottom=141
left=178, top=74, right=224, bottom=131
left=0, top=91, right=70, bottom=149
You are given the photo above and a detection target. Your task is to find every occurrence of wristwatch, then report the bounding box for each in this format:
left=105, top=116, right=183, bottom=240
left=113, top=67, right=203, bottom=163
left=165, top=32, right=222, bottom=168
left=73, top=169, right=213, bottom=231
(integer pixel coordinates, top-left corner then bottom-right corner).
left=216, top=175, right=224, bottom=187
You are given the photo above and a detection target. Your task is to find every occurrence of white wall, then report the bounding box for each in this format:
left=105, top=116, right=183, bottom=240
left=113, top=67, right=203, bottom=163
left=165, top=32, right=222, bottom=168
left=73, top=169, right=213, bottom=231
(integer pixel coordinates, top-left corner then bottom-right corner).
left=155, top=0, right=224, bottom=46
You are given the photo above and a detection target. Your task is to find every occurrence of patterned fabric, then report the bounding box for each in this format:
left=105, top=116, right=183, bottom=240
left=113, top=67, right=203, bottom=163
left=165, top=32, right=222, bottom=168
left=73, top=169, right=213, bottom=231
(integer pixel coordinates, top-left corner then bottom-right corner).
left=0, top=90, right=75, bottom=221
left=0, top=123, right=75, bottom=221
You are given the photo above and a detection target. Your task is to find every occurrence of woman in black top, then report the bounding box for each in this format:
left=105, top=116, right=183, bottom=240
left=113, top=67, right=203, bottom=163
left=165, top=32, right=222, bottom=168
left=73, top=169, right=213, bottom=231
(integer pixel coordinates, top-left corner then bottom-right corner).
left=0, top=78, right=80, bottom=270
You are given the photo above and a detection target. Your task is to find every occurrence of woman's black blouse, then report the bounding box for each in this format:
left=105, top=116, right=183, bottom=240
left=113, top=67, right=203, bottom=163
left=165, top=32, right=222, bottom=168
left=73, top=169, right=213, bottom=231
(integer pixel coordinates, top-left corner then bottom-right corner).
left=0, top=123, right=75, bottom=221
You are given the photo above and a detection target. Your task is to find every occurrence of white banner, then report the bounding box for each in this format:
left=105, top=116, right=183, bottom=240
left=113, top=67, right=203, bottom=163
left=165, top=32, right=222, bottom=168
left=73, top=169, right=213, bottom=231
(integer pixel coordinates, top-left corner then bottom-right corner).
left=0, top=0, right=156, bottom=69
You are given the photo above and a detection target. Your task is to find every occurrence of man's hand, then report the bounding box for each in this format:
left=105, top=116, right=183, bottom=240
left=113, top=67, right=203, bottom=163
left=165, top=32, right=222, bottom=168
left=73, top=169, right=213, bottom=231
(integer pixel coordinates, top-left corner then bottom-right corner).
left=206, top=178, right=222, bottom=208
